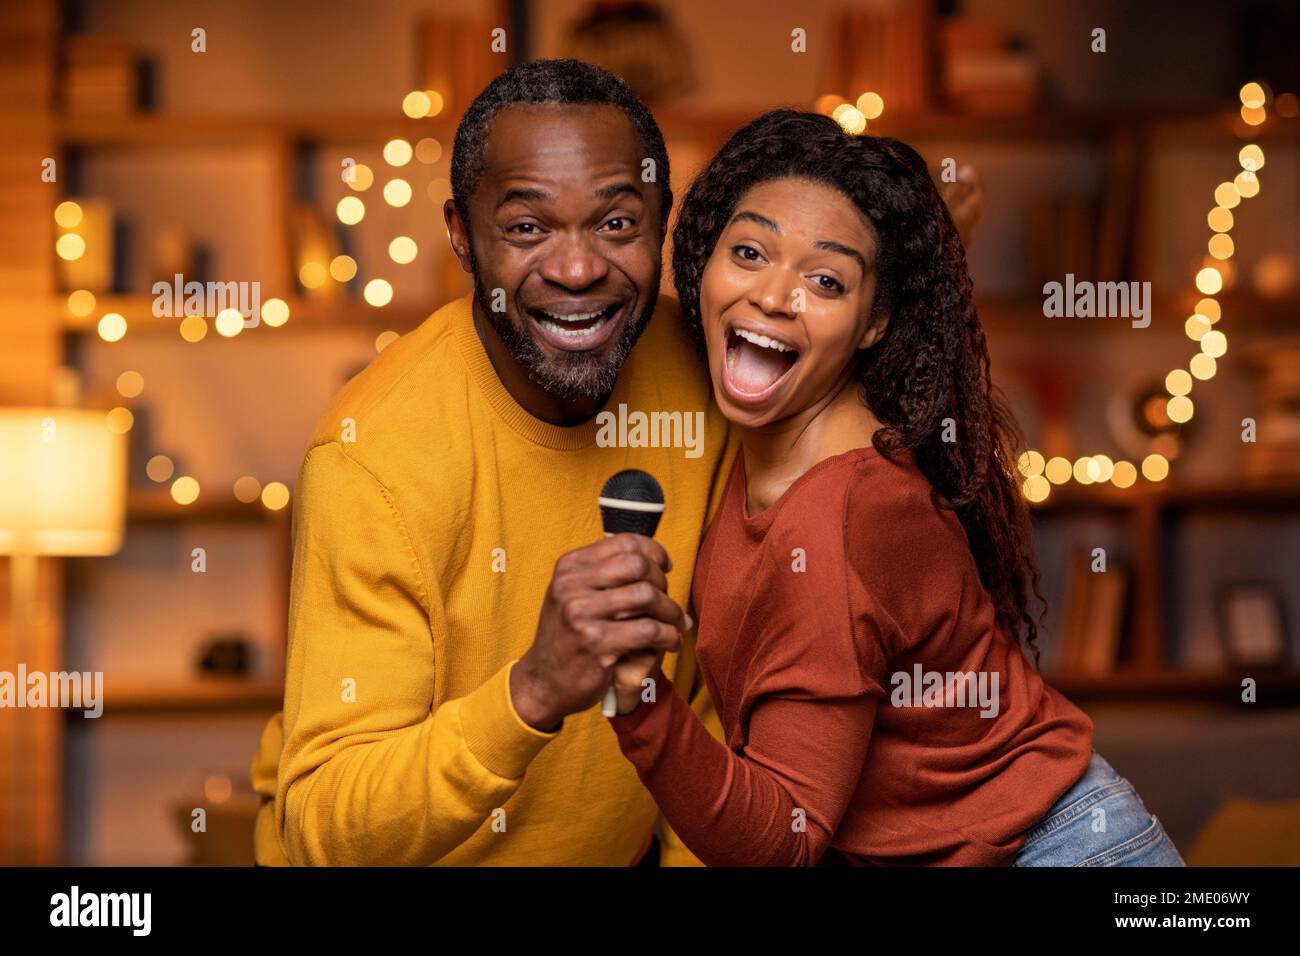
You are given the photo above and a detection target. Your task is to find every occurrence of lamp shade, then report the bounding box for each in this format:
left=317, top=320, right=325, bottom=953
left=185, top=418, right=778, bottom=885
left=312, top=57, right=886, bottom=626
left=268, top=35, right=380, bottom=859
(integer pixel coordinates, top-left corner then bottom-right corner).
left=0, top=407, right=127, bottom=556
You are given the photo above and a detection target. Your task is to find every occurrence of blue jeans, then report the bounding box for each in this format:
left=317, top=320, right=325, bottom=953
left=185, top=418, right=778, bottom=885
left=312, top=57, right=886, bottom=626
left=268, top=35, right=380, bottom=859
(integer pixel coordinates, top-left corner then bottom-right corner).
left=1013, top=749, right=1185, bottom=866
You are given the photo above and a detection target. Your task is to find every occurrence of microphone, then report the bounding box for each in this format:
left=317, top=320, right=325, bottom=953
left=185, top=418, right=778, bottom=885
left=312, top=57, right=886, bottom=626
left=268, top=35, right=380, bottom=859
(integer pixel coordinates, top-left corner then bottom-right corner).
left=598, top=469, right=665, bottom=717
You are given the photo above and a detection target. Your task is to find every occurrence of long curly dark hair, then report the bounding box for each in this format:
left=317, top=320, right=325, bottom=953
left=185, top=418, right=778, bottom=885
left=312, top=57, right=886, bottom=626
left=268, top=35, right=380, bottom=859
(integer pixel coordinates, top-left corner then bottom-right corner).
left=672, top=109, right=1044, bottom=662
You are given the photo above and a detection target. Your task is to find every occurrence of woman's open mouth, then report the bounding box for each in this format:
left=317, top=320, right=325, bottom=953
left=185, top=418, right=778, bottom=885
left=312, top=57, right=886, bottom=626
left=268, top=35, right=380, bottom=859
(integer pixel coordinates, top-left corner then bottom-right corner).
left=526, top=302, right=624, bottom=352
left=722, top=325, right=800, bottom=404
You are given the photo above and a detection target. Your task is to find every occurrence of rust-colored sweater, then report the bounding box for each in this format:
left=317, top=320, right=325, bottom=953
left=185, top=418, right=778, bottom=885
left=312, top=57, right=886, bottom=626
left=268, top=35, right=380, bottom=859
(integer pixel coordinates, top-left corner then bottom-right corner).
left=610, top=445, right=1093, bottom=866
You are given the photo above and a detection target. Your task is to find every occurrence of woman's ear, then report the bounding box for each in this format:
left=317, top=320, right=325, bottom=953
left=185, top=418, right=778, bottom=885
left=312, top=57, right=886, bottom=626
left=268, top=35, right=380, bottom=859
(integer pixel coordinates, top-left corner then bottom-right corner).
left=858, top=311, right=890, bottom=350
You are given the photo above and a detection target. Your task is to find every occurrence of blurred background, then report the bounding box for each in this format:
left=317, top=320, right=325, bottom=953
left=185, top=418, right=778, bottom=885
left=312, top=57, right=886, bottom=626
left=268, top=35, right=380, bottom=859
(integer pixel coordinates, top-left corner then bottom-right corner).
left=1, top=0, right=1298, bottom=866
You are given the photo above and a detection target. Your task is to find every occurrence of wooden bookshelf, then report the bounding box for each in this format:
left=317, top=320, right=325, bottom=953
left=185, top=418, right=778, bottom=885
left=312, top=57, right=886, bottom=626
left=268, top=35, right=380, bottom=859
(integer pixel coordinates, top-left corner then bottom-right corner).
left=1047, top=668, right=1300, bottom=705
left=61, top=677, right=285, bottom=716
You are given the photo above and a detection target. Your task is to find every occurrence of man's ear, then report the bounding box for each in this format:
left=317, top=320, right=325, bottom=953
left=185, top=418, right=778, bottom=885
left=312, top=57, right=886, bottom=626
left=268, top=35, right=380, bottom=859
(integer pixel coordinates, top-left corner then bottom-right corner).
left=443, top=199, right=474, bottom=274
left=858, top=310, right=890, bottom=350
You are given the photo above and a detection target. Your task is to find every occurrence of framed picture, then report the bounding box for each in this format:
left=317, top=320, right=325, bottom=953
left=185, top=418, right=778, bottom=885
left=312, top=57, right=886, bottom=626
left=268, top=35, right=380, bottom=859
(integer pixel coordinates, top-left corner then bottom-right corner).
left=1216, top=580, right=1288, bottom=669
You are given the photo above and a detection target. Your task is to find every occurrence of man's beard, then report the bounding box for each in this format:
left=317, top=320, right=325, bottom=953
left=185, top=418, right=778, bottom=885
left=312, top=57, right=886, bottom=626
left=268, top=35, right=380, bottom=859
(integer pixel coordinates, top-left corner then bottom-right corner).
left=469, top=247, right=659, bottom=401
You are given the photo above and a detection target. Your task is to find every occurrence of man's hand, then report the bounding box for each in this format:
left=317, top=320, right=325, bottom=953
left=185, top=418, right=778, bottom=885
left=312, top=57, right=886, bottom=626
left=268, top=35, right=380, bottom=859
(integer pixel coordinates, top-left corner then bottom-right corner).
left=936, top=163, right=985, bottom=246
left=510, top=534, right=689, bottom=731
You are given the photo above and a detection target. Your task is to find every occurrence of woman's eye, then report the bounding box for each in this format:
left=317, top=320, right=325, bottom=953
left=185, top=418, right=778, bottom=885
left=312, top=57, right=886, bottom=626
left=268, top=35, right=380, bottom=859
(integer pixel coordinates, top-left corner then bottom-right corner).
left=733, top=244, right=763, bottom=262
left=813, top=275, right=843, bottom=293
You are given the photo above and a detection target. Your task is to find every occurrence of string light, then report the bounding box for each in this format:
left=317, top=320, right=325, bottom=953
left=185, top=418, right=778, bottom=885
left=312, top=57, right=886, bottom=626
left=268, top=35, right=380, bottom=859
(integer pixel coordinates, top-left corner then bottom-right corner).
left=1020, top=84, right=1268, bottom=501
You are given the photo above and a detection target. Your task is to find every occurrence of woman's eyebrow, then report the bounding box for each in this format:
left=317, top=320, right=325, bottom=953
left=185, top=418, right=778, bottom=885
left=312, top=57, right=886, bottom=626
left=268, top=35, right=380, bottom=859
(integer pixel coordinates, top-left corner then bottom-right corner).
left=731, top=210, right=781, bottom=233
left=813, top=239, right=867, bottom=273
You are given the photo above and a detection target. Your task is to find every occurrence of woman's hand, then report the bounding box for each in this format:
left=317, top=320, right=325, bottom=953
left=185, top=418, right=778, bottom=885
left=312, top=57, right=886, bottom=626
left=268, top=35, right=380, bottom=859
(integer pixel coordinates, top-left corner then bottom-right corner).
left=612, top=649, right=662, bottom=714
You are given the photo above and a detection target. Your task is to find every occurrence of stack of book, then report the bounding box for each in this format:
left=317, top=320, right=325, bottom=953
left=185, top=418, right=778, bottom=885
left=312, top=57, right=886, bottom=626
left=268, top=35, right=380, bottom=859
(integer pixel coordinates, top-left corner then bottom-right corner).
left=820, top=2, right=935, bottom=116
left=1242, top=339, right=1300, bottom=478
left=63, top=36, right=140, bottom=114
left=940, top=17, right=1041, bottom=115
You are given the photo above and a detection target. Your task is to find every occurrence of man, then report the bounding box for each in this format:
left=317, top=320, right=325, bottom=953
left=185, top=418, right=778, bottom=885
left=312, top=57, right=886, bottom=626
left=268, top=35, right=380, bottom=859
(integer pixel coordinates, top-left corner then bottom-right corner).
left=250, top=58, right=983, bottom=866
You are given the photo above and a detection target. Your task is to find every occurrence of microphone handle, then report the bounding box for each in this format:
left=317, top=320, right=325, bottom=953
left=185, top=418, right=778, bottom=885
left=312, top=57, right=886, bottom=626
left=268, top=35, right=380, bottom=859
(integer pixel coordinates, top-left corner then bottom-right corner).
left=600, top=529, right=620, bottom=717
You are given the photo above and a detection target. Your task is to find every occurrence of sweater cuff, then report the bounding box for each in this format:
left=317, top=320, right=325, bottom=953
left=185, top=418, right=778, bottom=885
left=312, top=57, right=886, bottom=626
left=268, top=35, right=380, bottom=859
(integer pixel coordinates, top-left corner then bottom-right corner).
left=608, top=668, right=676, bottom=740
left=458, top=660, right=560, bottom=780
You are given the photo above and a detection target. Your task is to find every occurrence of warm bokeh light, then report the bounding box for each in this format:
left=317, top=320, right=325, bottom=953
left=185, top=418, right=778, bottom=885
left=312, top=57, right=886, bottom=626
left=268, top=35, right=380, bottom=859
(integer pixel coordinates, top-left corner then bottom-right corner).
left=814, top=93, right=845, bottom=115
left=1214, top=183, right=1241, bottom=208
left=1017, top=450, right=1045, bottom=477
left=261, top=481, right=290, bottom=510
left=1240, top=105, right=1265, bottom=125
left=402, top=90, right=432, bottom=118
left=383, top=138, right=413, bottom=167
left=1189, top=352, right=1216, bottom=380
left=1195, top=267, right=1223, bottom=294
left=1044, top=456, right=1072, bottom=485
left=97, top=312, right=126, bottom=342
left=146, top=454, right=174, bottom=482
left=1165, top=368, right=1193, bottom=396
left=299, top=261, right=328, bottom=288
left=56, top=233, right=86, bottom=260
left=1196, top=298, right=1220, bottom=323
left=1207, top=234, right=1233, bottom=259
left=415, top=137, right=443, bottom=164
left=1207, top=207, right=1233, bottom=232
left=329, top=255, right=358, bottom=282
left=1200, top=329, right=1227, bottom=358
left=179, top=314, right=208, bottom=342
left=54, top=200, right=84, bottom=228
left=233, top=475, right=262, bottom=503
left=388, top=236, right=418, bottom=264
left=1239, top=82, right=1266, bottom=108
left=1111, top=461, right=1137, bottom=489
left=171, top=475, right=200, bottom=505
left=836, top=106, right=867, bottom=134
left=67, top=289, right=96, bottom=317
left=214, top=308, right=243, bottom=337
left=363, top=278, right=393, bottom=306
left=336, top=195, right=365, bottom=224
left=261, top=297, right=289, bottom=327
left=427, top=177, right=452, bottom=204
left=115, top=370, right=144, bottom=398
left=424, top=90, right=444, bottom=116
left=1277, top=92, right=1299, bottom=118
left=375, top=330, right=400, bottom=352
left=346, top=163, right=374, bottom=191
left=1142, top=454, right=1170, bottom=482
left=855, top=91, right=884, bottom=119
left=1091, top=455, right=1115, bottom=483
left=105, top=406, right=133, bottom=434
left=1233, top=170, right=1260, bottom=198
left=1238, top=144, right=1265, bottom=171
left=383, top=178, right=412, bottom=207
left=1073, top=456, right=1095, bottom=485
left=1023, top=474, right=1050, bottom=503
left=1166, top=395, right=1193, bottom=423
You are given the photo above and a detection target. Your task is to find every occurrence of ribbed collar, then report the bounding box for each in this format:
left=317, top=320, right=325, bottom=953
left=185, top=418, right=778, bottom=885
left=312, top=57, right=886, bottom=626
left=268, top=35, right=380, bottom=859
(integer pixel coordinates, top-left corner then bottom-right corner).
left=451, top=295, right=633, bottom=451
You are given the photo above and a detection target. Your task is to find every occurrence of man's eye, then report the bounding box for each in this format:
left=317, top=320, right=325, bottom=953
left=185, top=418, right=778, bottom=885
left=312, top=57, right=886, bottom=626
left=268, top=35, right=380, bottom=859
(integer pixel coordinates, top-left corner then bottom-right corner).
left=601, top=217, right=631, bottom=232
left=733, top=244, right=762, bottom=262
left=509, top=223, right=541, bottom=235
left=813, top=275, right=843, bottom=293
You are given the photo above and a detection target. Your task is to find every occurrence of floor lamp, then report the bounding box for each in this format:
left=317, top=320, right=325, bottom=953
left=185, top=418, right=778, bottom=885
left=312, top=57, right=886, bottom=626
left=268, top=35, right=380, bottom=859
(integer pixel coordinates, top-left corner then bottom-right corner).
left=0, top=407, right=126, bottom=864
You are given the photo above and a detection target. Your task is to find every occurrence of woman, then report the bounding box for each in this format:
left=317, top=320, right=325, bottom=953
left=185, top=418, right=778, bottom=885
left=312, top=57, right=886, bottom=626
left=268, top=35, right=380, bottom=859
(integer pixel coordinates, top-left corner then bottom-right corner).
left=607, top=109, right=1183, bottom=867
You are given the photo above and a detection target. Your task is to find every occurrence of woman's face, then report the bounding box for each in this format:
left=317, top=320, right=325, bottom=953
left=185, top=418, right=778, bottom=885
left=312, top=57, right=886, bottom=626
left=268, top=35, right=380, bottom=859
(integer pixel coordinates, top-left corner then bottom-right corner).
left=699, top=177, right=886, bottom=429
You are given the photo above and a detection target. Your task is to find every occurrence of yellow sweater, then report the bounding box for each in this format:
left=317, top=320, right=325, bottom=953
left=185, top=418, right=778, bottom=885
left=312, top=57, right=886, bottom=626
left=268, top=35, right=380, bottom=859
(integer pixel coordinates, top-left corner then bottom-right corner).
left=249, top=294, right=737, bottom=865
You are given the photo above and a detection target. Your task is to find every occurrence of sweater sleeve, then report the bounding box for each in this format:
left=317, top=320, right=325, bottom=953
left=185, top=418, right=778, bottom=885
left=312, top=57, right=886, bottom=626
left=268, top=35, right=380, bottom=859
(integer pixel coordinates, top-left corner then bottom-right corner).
left=275, top=442, right=559, bottom=866
left=610, top=666, right=878, bottom=866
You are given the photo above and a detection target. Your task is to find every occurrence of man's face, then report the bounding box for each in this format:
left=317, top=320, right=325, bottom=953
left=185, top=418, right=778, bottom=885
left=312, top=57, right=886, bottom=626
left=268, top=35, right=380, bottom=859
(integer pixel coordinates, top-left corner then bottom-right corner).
left=447, top=103, right=664, bottom=400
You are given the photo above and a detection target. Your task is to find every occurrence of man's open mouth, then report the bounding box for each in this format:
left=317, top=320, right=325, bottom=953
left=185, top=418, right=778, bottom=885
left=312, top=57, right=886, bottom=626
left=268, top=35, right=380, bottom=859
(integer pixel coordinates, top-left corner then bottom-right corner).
left=723, top=325, right=800, bottom=399
left=526, top=302, right=623, bottom=350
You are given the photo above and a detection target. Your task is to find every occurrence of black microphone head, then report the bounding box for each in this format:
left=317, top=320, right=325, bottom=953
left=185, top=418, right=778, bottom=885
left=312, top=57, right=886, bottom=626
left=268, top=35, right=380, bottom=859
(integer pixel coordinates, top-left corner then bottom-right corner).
left=599, top=469, right=665, bottom=538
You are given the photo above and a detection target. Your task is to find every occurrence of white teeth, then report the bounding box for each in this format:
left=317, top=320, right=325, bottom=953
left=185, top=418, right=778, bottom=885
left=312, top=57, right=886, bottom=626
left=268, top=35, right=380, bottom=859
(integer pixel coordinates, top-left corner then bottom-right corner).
left=542, top=309, right=605, bottom=323
left=540, top=317, right=609, bottom=338
left=734, top=328, right=792, bottom=353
